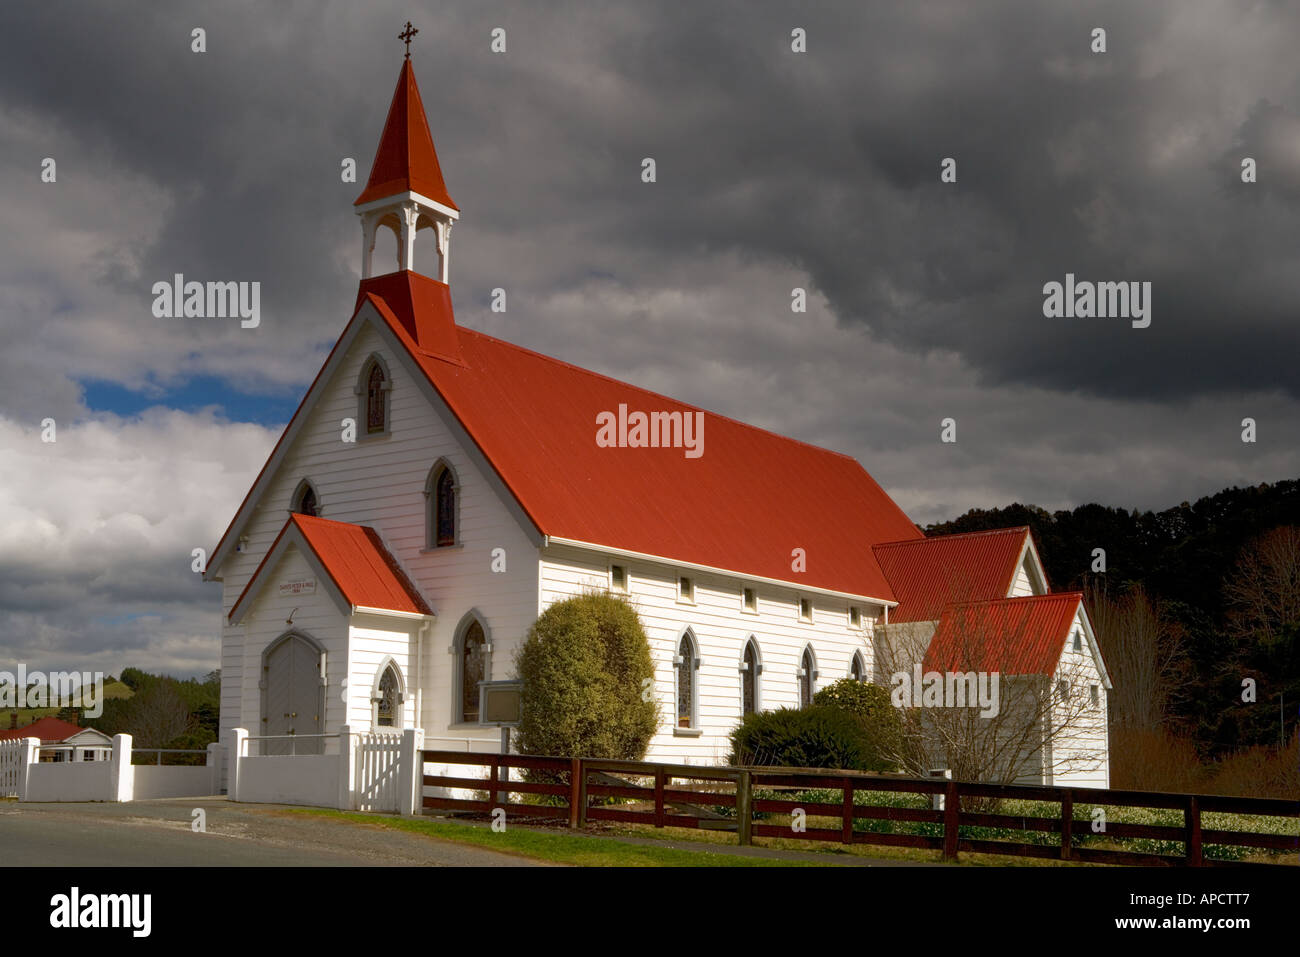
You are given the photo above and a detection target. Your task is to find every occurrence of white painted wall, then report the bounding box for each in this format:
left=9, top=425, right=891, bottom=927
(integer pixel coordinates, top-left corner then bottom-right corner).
left=539, top=543, right=878, bottom=765
left=25, top=760, right=115, bottom=802
left=1048, top=608, right=1110, bottom=789
left=236, top=754, right=339, bottom=807
left=132, top=765, right=217, bottom=799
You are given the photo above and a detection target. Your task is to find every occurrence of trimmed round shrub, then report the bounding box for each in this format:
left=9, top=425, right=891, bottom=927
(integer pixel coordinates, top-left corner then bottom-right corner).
left=728, top=705, right=874, bottom=770
left=813, top=678, right=903, bottom=771
left=514, top=592, right=659, bottom=761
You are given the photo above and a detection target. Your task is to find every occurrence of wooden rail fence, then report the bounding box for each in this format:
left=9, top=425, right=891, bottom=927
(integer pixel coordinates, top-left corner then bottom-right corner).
left=420, top=750, right=1300, bottom=867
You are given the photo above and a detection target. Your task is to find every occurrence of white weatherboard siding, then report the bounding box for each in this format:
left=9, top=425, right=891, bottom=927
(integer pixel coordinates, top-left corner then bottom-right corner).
left=348, top=616, right=420, bottom=730
left=1048, top=608, right=1110, bottom=789
left=216, top=320, right=539, bottom=763
left=540, top=543, right=877, bottom=764
left=235, top=548, right=345, bottom=743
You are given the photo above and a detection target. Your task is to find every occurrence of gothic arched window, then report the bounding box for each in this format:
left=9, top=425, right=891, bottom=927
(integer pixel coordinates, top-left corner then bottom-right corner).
left=850, top=652, right=866, bottom=683
left=799, top=646, right=817, bottom=707
left=676, top=632, right=698, bottom=729
left=460, top=620, right=487, bottom=723
left=375, top=663, right=401, bottom=728
left=741, top=638, right=760, bottom=715
left=292, top=481, right=318, bottom=517
left=427, top=463, right=457, bottom=548
left=366, top=362, right=386, bottom=434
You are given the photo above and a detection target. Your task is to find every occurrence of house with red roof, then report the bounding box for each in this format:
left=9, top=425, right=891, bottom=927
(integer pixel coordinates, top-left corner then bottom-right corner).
left=204, top=56, right=1110, bottom=786
left=872, top=528, right=1111, bottom=787
left=0, top=716, right=113, bottom=762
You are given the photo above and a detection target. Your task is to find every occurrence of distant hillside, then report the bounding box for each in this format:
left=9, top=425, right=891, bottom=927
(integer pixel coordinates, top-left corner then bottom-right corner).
left=927, top=479, right=1300, bottom=757
left=4, top=678, right=133, bottom=729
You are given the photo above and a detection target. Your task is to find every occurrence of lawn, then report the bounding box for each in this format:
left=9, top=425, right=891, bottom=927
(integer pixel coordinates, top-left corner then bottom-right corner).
left=287, top=808, right=817, bottom=866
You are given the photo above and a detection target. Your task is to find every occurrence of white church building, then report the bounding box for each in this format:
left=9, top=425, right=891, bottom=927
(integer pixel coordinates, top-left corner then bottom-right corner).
left=205, top=55, right=1111, bottom=787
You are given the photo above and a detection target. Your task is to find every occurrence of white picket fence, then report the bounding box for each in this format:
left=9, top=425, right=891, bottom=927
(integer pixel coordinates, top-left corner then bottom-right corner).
left=1, top=739, right=26, bottom=798
left=354, top=730, right=403, bottom=812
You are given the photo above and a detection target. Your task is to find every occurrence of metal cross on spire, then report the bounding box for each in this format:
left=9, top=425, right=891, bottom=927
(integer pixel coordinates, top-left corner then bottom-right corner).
left=399, top=21, right=418, bottom=59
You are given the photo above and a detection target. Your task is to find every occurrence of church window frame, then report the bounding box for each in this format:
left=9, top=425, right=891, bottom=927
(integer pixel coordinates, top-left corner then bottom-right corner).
left=673, top=629, right=701, bottom=735
left=424, top=459, right=460, bottom=549
left=797, top=645, right=818, bottom=707
left=291, top=479, right=320, bottom=518
left=451, top=611, right=491, bottom=726
left=739, top=637, right=762, bottom=716
left=355, top=353, right=393, bottom=440
left=371, top=657, right=405, bottom=730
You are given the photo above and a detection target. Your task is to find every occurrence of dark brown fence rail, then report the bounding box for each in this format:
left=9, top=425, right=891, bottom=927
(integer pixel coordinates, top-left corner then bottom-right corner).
left=419, top=750, right=1299, bottom=866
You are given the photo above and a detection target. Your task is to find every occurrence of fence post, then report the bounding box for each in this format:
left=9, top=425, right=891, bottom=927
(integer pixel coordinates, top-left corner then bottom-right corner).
left=1185, top=796, right=1203, bottom=866
left=338, top=725, right=354, bottom=811
left=487, top=754, right=501, bottom=811
left=568, top=757, right=583, bottom=829
left=654, top=767, right=666, bottom=828
left=223, top=728, right=247, bottom=802
left=398, top=728, right=423, bottom=816
left=17, top=737, right=40, bottom=802
left=942, top=780, right=960, bottom=862
left=841, top=777, right=855, bottom=845
left=206, top=743, right=221, bottom=795
left=736, top=770, right=753, bottom=846
left=110, top=733, right=133, bottom=802
left=576, top=758, right=588, bottom=827
left=1060, top=789, right=1073, bottom=861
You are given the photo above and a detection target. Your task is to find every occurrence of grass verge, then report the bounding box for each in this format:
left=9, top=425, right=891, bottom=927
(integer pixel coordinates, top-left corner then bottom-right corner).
left=285, top=808, right=814, bottom=866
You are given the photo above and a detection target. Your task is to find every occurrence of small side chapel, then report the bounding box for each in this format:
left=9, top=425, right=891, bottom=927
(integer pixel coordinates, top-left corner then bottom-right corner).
left=205, top=41, right=1111, bottom=786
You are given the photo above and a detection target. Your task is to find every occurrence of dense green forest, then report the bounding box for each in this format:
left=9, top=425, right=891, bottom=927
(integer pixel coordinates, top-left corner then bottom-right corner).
left=927, top=479, right=1300, bottom=761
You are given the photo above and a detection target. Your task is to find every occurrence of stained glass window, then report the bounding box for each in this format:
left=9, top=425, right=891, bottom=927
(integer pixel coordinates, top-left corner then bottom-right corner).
left=850, top=654, right=864, bottom=682
left=800, top=648, right=815, bottom=707
left=461, top=621, right=485, bottom=723
left=677, top=635, right=695, bottom=728
left=366, top=363, right=386, bottom=434
left=435, top=468, right=456, bottom=547
left=377, top=665, right=399, bottom=727
left=741, top=641, right=757, bottom=715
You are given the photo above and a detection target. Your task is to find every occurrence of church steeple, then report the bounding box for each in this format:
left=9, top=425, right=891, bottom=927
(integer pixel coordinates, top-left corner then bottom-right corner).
left=355, top=40, right=458, bottom=283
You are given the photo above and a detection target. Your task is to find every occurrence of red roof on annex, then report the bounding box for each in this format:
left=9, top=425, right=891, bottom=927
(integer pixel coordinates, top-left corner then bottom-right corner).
left=230, top=514, right=431, bottom=620
left=923, top=592, right=1083, bottom=675
left=874, top=527, right=1033, bottom=622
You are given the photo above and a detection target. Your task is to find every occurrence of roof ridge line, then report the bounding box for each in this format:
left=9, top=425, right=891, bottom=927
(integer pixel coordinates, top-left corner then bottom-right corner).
left=874, top=525, right=1029, bottom=549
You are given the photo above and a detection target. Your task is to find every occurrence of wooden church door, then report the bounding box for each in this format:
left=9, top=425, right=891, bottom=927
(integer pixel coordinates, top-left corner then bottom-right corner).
left=263, top=634, right=324, bottom=755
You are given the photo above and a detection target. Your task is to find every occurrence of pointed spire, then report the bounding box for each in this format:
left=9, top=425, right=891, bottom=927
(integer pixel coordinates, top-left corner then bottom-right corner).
left=354, top=59, right=458, bottom=211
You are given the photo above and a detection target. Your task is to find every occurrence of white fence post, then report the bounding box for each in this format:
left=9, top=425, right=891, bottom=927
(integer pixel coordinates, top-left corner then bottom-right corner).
left=338, top=725, right=354, bottom=811
left=110, top=733, right=134, bottom=802
left=16, top=737, right=39, bottom=802
left=223, top=728, right=247, bottom=801
left=399, top=727, right=424, bottom=816
left=206, top=742, right=222, bottom=795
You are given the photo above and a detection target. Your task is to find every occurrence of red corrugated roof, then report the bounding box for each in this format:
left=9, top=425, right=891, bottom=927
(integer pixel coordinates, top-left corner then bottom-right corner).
left=923, top=592, right=1083, bottom=675
left=873, top=527, right=1030, bottom=622
left=355, top=60, right=458, bottom=210
left=0, top=716, right=89, bottom=743
left=230, top=514, right=431, bottom=620
left=361, top=280, right=923, bottom=599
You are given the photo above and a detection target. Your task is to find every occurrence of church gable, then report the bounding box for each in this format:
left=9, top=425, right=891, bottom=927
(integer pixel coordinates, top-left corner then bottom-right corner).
left=207, top=307, right=541, bottom=599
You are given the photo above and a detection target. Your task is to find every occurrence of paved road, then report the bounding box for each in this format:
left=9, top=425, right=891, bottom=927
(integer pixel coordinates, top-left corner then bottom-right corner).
left=0, top=798, right=551, bottom=866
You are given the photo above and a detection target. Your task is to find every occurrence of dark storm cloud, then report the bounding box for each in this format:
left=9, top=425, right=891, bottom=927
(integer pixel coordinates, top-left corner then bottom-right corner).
left=3, top=0, right=1297, bottom=402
